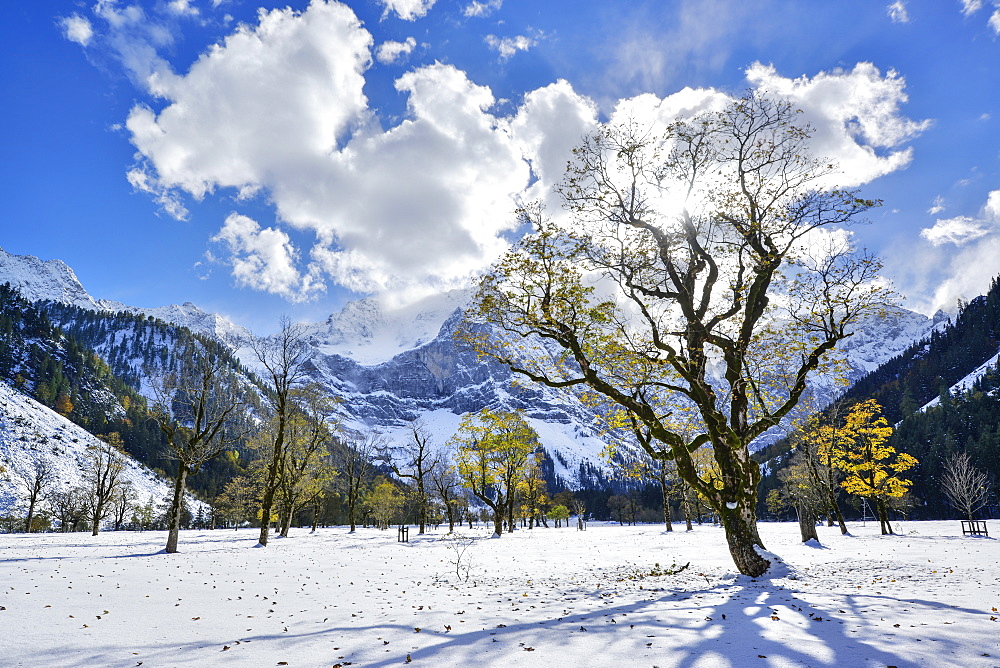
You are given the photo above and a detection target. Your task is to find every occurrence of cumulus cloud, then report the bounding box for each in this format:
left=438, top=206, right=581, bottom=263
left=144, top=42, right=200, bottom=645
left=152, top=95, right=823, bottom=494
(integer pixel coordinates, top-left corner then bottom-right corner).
left=928, top=195, right=945, bottom=215
left=60, top=14, right=94, bottom=46
left=485, top=34, right=536, bottom=61
left=212, top=213, right=323, bottom=301
left=746, top=62, right=930, bottom=187
left=378, top=0, right=436, bottom=21
left=464, top=0, right=502, bottom=17
left=125, top=1, right=372, bottom=198
left=376, top=36, right=417, bottom=64
left=110, top=2, right=922, bottom=304
left=887, top=1, right=909, bottom=23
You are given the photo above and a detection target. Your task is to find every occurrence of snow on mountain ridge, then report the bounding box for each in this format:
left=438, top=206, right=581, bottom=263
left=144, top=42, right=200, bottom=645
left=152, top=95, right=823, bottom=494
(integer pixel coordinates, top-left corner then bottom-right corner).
left=307, top=288, right=473, bottom=365
left=0, top=247, right=250, bottom=341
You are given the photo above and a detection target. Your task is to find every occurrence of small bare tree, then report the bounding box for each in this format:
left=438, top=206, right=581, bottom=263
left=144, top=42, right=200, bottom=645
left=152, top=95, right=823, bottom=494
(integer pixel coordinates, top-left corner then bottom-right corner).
left=941, top=451, right=992, bottom=522
left=249, top=317, right=311, bottom=547
left=336, top=430, right=381, bottom=532
left=429, top=457, right=464, bottom=533
left=84, top=434, right=127, bottom=536
left=17, top=459, right=53, bottom=533
left=51, top=486, right=89, bottom=532
left=380, top=422, right=441, bottom=534
left=112, top=481, right=135, bottom=531
left=151, top=347, right=248, bottom=553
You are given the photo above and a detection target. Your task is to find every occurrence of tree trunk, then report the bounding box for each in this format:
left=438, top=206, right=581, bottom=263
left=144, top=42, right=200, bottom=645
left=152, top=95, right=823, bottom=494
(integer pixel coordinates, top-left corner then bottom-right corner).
left=258, top=424, right=286, bottom=546
left=718, top=501, right=769, bottom=577
left=795, top=504, right=819, bottom=543
left=166, top=466, right=189, bottom=553
left=826, top=490, right=849, bottom=534
left=876, top=498, right=892, bottom=535
left=418, top=487, right=426, bottom=535
left=24, top=498, right=36, bottom=534
left=279, top=504, right=293, bottom=537
left=91, top=501, right=104, bottom=536
left=660, top=478, right=673, bottom=532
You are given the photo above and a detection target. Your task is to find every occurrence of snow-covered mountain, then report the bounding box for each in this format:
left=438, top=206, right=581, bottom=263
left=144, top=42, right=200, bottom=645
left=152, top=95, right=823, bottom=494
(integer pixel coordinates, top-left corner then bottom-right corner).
left=0, top=247, right=250, bottom=341
left=303, top=289, right=473, bottom=366
left=299, top=293, right=941, bottom=477
left=0, top=379, right=175, bottom=519
left=0, top=247, right=942, bottom=488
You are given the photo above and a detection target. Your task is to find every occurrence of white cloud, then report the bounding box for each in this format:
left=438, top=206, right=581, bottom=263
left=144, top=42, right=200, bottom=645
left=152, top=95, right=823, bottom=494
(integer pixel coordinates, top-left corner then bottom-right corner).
left=60, top=15, right=94, bottom=46
left=984, top=189, right=1000, bottom=220
left=166, top=0, right=199, bottom=17
left=887, top=1, right=909, bottom=23
left=990, top=8, right=1000, bottom=33
left=959, top=0, right=1000, bottom=33
left=126, top=164, right=189, bottom=220
left=920, top=216, right=992, bottom=246
left=602, top=0, right=756, bottom=99
left=746, top=62, right=930, bottom=187
left=928, top=195, right=945, bottom=215
left=485, top=34, right=536, bottom=61
left=116, top=2, right=923, bottom=305
left=508, top=80, right=599, bottom=205
left=962, top=0, right=983, bottom=14
left=376, top=37, right=417, bottom=64
left=464, top=0, right=502, bottom=17
left=212, top=214, right=323, bottom=301
left=906, top=188, right=1000, bottom=313
left=125, top=1, right=372, bottom=198
left=378, top=0, right=436, bottom=21
left=925, top=235, right=1000, bottom=312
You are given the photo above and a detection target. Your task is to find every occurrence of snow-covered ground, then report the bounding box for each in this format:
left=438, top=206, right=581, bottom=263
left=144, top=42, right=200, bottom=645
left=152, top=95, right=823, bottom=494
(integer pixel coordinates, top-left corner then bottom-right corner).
left=1, top=521, right=997, bottom=667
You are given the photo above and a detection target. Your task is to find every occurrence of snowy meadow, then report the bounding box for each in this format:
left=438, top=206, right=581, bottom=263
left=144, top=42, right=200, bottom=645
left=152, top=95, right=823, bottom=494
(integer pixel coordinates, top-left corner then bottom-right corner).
left=1, top=521, right=997, bottom=667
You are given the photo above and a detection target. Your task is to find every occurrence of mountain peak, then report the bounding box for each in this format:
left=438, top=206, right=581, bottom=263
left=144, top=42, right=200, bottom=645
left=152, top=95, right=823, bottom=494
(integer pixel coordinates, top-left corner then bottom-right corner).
left=310, top=289, right=472, bottom=365
left=0, top=247, right=249, bottom=341
left=0, top=246, right=101, bottom=310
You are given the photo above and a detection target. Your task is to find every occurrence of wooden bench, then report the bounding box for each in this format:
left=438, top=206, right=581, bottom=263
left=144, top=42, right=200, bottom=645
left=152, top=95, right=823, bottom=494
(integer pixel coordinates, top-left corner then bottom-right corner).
left=961, top=520, right=989, bottom=537
left=397, top=526, right=409, bottom=542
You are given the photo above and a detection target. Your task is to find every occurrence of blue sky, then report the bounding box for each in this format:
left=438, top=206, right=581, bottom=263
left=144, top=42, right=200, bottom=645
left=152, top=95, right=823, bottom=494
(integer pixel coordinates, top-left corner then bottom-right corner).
left=2, top=0, right=999, bottom=333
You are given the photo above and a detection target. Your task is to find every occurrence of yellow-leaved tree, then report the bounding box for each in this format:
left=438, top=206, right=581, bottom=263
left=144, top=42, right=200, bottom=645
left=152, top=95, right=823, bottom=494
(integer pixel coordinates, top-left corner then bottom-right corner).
left=450, top=409, right=538, bottom=537
left=832, top=399, right=916, bottom=535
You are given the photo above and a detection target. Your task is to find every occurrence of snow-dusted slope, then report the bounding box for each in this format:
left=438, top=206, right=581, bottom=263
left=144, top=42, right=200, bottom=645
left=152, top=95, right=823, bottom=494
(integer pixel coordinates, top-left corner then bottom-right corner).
left=0, top=246, right=121, bottom=312
left=920, top=347, right=1000, bottom=412
left=0, top=380, right=174, bottom=519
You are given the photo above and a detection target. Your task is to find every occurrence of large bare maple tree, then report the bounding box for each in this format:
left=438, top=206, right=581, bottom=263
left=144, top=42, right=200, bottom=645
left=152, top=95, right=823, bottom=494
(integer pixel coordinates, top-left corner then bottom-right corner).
left=467, top=92, right=893, bottom=576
